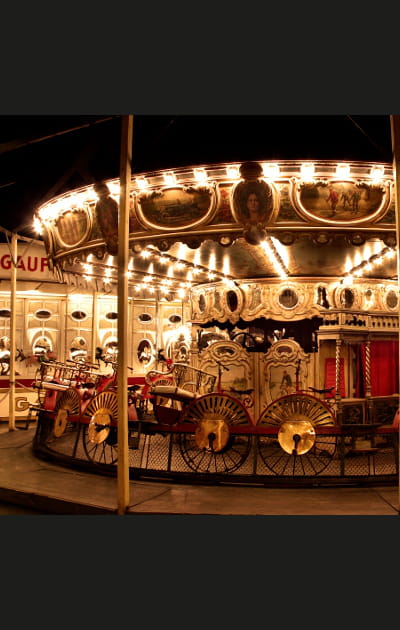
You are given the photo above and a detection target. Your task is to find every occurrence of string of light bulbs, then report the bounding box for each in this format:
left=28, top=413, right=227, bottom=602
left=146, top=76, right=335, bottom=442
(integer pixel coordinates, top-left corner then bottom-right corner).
left=341, top=246, right=396, bottom=284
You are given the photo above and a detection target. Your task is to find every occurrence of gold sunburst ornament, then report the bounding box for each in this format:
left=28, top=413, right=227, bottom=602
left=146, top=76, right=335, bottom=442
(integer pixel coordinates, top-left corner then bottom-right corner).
left=278, top=415, right=316, bottom=455
left=194, top=413, right=230, bottom=452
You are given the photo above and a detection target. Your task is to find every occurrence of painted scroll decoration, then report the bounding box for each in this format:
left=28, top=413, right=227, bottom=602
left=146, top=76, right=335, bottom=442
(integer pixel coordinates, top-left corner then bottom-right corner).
left=290, top=178, right=392, bottom=225
left=134, top=184, right=216, bottom=231
left=54, top=205, right=93, bottom=249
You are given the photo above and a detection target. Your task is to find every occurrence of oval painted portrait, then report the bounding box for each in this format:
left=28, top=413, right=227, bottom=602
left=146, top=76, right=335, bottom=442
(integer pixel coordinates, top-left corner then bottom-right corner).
left=231, top=180, right=274, bottom=226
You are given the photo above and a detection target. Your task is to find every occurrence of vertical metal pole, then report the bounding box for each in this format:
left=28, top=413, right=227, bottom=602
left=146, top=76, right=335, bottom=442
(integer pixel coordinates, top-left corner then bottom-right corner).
left=335, top=337, right=342, bottom=404
left=91, top=288, right=98, bottom=364
left=117, top=114, right=133, bottom=514
left=390, top=115, right=400, bottom=512
left=365, top=339, right=371, bottom=397
left=155, top=291, right=160, bottom=369
left=8, top=232, right=17, bottom=431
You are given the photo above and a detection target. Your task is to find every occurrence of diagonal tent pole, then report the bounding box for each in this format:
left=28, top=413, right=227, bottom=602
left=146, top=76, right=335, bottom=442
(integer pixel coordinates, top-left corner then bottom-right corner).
left=390, top=114, right=400, bottom=513
left=117, top=115, right=133, bottom=514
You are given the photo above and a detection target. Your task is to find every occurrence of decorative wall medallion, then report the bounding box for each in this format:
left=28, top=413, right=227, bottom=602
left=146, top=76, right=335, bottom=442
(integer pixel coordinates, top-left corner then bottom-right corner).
left=221, top=287, right=243, bottom=323
left=226, top=290, right=238, bottom=312
left=385, top=289, right=398, bottom=310
left=278, top=288, right=298, bottom=309
left=334, top=286, right=359, bottom=309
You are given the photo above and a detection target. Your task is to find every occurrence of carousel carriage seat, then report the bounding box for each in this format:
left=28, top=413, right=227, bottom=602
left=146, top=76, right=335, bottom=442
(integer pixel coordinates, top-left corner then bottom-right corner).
left=147, top=362, right=217, bottom=403
left=149, top=384, right=197, bottom=402
left=35, top=381, right=69, bottom=392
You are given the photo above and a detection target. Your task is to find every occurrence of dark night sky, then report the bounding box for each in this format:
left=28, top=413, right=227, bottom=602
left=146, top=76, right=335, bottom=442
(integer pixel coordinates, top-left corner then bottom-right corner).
left=0, top=114, right=393, bottom=236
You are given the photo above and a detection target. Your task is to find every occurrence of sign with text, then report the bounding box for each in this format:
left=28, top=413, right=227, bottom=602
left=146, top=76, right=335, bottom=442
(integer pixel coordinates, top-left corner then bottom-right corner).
left=0, top=243, right=51, bottom=281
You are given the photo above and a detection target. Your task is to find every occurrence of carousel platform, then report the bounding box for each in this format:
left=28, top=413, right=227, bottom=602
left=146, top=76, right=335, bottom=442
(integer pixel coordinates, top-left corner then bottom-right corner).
left=0, top=421, right=399, bottom=516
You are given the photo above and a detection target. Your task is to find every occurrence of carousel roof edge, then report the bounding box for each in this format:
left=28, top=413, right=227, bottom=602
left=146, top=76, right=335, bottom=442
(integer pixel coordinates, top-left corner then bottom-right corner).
left=34, top=158, right=394, bottom=212
left=33, top=159, right=395, bottom=258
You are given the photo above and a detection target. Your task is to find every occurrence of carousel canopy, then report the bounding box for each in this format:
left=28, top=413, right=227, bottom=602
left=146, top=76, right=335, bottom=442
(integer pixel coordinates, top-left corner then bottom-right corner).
left=32, top=159, right=396, bottom=298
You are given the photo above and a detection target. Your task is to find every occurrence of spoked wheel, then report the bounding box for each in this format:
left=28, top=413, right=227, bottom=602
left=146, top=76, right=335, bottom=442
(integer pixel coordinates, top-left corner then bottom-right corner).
left=178, top=393, right=253, bottom=474
left=82, top=391, right=118, bottom=464
left=53, top=388, right=81, bottom=437
left=257, top=393, right=337, bottom=476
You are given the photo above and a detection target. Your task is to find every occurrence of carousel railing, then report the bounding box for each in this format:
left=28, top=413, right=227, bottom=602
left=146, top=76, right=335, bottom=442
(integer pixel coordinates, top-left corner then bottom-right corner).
left=28, top=353, right=399, bottom=485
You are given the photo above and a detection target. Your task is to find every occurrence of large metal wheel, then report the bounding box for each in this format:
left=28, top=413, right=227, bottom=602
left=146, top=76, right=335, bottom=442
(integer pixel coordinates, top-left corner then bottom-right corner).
left=82, top=391, right=118, bottom=464
left=53, top=387, right=81, bottom=437
left=178, top=393, right=253, bottom=474
left=257, top=393, right=337, bottom=476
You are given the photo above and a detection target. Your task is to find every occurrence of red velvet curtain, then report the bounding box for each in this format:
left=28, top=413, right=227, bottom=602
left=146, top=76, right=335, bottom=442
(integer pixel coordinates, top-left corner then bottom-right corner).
left=356, top=341, right=399, bottom=396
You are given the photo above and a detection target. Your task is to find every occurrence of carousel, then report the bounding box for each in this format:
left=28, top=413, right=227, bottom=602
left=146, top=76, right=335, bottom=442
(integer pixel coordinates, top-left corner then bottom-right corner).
left=20, top=157, right=400, bottom=486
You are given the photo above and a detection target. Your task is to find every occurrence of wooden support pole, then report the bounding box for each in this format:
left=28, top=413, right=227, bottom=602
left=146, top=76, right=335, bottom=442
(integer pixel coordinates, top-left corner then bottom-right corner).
left=117, top=115, right=133, bottom=515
